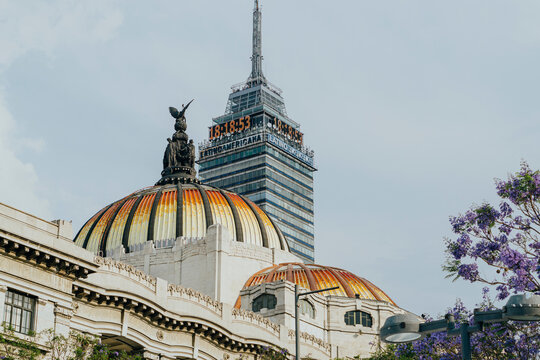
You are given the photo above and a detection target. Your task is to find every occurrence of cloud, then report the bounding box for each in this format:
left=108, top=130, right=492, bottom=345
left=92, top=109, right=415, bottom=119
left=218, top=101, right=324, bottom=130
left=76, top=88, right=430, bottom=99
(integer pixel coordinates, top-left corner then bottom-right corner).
left=0, top=0, right=123, bottom=69
left=0, top=92, right=51, bottom=218
left=0, top=0, right=123, bottom=219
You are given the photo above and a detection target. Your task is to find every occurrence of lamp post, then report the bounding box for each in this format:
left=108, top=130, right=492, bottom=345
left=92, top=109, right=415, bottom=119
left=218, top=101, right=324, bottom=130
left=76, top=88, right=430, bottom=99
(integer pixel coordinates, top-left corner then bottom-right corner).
left=295, top=285, right=339, bottom=360
left=380, top=294, right=540, bottom=360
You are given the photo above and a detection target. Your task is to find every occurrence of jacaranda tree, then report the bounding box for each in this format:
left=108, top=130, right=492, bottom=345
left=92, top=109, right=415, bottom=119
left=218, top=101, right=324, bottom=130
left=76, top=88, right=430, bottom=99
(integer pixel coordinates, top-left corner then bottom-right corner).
left=368, top=162, right=540, bottom=360
left=445, top=161, right=539, bottom=299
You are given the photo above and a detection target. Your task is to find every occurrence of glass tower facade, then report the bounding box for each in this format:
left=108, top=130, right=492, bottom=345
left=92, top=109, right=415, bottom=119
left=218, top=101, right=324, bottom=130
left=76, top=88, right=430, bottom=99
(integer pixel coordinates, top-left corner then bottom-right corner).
left=198, top=1, right=316, bottom=262
left=198, top=84, right=316, bottom=262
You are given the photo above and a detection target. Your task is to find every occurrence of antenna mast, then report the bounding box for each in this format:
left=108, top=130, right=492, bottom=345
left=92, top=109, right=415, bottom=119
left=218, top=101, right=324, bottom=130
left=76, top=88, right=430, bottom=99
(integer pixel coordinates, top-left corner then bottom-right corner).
left=248, top=0, right=266, bottom=86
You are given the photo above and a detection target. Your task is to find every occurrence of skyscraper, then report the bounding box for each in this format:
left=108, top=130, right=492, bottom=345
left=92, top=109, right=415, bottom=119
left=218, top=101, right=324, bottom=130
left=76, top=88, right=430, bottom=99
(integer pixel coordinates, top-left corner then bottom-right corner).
left=198, top=0, right=316, bottom=262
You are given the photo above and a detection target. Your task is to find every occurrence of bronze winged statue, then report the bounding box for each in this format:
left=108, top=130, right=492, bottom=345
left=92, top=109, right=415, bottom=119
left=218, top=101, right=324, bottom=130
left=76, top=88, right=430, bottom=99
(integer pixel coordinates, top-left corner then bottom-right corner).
left=161, top=100, right=197, bottom=181
left=169, top=99, right=194, bottom=120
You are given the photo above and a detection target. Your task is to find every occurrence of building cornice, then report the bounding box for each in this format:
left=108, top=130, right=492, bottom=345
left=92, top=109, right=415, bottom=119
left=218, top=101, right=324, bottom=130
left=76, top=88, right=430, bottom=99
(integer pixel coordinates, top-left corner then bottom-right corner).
left=0, top=233, right=96, bottom=279
left=72, top=283, right=267, bottom=354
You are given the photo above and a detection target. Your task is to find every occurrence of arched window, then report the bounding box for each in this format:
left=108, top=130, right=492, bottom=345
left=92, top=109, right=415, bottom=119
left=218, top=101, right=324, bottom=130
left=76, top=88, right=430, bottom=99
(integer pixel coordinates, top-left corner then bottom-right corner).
left=344, top=310, right=372, bottom=327
left=252, top=294, right=277, bottom=312
left=298, top=299, right=315, bottom=318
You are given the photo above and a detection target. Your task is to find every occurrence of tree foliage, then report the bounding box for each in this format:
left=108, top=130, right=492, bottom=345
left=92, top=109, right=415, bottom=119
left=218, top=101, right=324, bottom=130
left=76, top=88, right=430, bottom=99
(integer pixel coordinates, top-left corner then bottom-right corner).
left=444, top=161, right=539, bottom=300
left=367, top=162, right=540, bottom=360
left=393, top=291, right=539, bottom=360
left=0, top=326, right=142, bottom=360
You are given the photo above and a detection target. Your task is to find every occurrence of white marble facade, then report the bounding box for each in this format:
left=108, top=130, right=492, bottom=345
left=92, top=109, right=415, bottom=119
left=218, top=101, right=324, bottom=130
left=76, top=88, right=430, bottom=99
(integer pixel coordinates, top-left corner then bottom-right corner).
left=0, top=202, right=406, bottom=359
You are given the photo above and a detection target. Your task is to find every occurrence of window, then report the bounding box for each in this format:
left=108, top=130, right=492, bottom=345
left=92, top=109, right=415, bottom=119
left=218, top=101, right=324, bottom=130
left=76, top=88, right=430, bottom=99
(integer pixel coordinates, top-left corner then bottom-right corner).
left=3, top=290, right=36, bottom=334
left=252, top=294, right=277, bottom=312
left=344, top=310, right=372, bottom=327
left=298, top=299, right=315, bottom=319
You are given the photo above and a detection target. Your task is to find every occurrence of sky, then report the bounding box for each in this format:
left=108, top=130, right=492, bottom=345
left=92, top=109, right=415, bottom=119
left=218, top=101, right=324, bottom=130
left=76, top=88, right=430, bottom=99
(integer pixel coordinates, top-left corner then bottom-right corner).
left=0, top=0, right=538, bottom=317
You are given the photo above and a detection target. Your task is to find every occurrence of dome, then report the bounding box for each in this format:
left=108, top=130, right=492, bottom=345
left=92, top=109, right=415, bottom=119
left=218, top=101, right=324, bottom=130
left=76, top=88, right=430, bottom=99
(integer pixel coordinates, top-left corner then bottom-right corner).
left=74, top=183, right=289, bottom=256
left=237, top=262, right=396, bottom=307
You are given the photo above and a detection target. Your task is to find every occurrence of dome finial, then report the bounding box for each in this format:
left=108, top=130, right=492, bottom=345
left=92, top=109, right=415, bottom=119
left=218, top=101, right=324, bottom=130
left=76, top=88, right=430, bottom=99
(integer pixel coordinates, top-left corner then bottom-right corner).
left=157, top=100, right=200, bottom=185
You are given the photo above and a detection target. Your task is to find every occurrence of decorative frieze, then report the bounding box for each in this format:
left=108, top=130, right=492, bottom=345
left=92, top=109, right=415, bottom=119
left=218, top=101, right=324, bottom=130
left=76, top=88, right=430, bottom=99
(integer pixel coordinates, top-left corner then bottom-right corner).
left=231, top=307, right=279, bottom=334
left=288, top=329, right=331, bottom=353
left=167, top=284, right=223, bottom=314
left=94, top=256, right=157, bottom=290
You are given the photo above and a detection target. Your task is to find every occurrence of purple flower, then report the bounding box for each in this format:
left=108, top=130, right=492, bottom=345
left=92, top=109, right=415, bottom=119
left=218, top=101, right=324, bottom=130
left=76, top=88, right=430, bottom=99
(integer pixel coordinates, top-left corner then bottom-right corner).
left=458, top=263, right=479, bottom=281
left=496, top=284, right=510, bottom=300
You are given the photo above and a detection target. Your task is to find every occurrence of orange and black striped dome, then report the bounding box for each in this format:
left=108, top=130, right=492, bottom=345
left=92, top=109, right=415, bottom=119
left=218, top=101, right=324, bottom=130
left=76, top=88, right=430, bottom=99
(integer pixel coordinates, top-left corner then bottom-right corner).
left=237, top=262, right=396, bottom=307
left=74, top=183, right=288, bottom=256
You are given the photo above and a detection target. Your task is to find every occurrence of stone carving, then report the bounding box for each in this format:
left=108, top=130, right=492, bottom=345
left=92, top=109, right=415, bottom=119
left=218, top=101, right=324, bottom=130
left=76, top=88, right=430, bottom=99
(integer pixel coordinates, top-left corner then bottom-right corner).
left=231, top=307, right=279, bottom=334
left=156, top=330, right=164, bottom=341
left=94, top=256, right=157, bottom=289
left=287, top=329, right=331, bottom=352
left=167, top=284, right=223, bottom=314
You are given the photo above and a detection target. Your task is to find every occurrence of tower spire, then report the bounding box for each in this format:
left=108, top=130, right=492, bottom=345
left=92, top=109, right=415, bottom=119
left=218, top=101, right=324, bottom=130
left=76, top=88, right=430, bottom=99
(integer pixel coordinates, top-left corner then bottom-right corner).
left=248, top=0, right=265, bottom=86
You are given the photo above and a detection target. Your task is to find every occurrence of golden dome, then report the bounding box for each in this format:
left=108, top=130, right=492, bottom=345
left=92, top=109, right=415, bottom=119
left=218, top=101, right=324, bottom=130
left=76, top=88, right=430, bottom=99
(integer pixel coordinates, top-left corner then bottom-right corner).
left=74, top=183, right=288, bottom=256
left=236, top=262, right=396, bottom=308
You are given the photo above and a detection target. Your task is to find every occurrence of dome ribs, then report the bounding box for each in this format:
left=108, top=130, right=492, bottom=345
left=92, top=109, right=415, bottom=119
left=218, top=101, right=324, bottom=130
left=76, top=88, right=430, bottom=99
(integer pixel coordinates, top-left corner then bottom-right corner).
left=100, top=196, right=131, bottom=255
left=326, top=267, right=355, bottom=298
left=154, top=189, right=176, bottom=242
left=207, top=190, right=236, bottom=239
left=286, top=264, right=293, bottom=283
left=228, top=193, right=261, bottom=245
left=147, top=189, right=164, bottom=242
left=313, top=268, right=339, bottom=295
left=82, top=203, right=114, bottom=251
left=266, top=264, right=280, bottom=282
left=296, top=263, right=318, bottom=291
left=219, top=190, right=244, bottom=243
left=122, top=195, right=144, bottom=252
left=75, top=184, right=287, bottom=255
left=353, top=275, right=384, bottom=302
left=240, top=195, right=268, bottom=248
left=359, top=276, right=396, bottom=305
left=176, top=184, right=183, bottom=238
left=239, top=262, right=396, bottom=306
left=74, top=211, right=98, bottom=247
left=340, top=270, right=371, bottom=299
left=265, top=213, right=288, bottom=251
left=194, top=184, right=214, bottom=228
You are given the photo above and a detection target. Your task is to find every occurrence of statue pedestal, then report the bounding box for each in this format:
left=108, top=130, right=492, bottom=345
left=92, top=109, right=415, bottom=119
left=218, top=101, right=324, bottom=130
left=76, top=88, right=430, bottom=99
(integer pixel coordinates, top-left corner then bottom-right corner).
left=156, top=166, right=199, bottom=185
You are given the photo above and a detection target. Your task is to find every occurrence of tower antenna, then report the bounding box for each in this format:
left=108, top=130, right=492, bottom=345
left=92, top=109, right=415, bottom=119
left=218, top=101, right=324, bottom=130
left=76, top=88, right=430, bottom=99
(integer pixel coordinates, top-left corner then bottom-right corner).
left=247, top=0, right=266, bottom=86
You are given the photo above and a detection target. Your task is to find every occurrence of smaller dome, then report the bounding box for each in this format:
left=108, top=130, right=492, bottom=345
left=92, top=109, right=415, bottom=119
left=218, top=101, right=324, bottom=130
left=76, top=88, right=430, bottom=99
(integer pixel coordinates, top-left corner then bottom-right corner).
left=237, top=262, right=396, bottom=307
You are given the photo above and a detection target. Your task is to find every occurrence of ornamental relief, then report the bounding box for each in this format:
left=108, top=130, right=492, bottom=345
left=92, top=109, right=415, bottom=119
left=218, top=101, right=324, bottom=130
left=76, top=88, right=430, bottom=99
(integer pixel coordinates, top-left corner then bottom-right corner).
left=94, top=256, right=157, bottom=289
left=231, top=307, right=279, bottom=333
left=167, top=284, right=223, bottom=313
left=287, top=329, right=330, bottom=352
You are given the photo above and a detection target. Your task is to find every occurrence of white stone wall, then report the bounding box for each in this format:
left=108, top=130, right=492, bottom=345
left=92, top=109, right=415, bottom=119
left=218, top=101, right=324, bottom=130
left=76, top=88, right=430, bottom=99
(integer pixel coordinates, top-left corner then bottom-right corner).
left=0, top=202, right=409, bottom=359
left=117, top=224, right=300, bottom=306
left=240, top=281, right=406, bottom=359
left=0, top=204, right=331, bottom=359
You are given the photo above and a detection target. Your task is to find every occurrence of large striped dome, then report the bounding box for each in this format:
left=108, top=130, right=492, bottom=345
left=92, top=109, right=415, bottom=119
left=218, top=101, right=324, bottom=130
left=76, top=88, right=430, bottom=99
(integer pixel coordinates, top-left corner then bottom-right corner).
left=238, top=262, right=396, bottom=307
left=74, top=183, right=289, bottom=256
